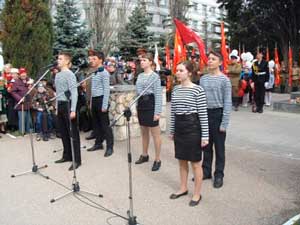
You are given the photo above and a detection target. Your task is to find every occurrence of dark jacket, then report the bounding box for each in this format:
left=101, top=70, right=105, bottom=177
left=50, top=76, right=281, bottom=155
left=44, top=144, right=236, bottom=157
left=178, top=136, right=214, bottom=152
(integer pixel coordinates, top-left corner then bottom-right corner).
left=10, top=78, right=31, bottom=111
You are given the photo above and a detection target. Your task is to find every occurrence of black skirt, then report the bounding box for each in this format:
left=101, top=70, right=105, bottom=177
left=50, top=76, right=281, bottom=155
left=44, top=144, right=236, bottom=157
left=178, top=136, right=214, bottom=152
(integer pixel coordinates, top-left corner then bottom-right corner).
left=174, top=114, right=202, bottom=162
left=137, top=94, right=159, bottom=127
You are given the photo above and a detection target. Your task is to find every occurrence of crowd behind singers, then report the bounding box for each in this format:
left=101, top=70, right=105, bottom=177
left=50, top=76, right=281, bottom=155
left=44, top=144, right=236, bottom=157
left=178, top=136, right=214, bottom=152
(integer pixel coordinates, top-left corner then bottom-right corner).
left=1, top=48, right=298, bottom=206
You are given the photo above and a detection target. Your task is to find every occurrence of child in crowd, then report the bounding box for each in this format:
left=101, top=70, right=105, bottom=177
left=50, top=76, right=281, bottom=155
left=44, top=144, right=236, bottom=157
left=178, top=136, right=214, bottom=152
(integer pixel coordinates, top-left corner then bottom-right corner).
left=32, top=82, right=54, bottom=141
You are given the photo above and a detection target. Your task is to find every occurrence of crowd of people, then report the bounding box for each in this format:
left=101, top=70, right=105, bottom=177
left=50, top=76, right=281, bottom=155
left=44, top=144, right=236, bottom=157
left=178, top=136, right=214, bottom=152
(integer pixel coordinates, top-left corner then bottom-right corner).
left=0, top=47, right=299, bottom=206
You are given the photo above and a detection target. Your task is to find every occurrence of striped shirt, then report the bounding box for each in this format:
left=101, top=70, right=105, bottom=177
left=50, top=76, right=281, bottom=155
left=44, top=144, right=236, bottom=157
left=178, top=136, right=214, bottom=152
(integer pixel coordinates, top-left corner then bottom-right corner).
left=91, top=68, right=110, bottom=110
left=199, top=74, right=232, bottom=130
left=55, top=69, right=78, bottom=112
left=170, top=85, right=209, bottom=140
left=136, top=72, right=162, bottom=115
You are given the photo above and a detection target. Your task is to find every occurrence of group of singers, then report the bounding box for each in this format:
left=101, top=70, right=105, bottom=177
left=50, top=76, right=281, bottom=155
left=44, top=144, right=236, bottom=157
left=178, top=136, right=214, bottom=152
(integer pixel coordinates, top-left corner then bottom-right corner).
left=54, top=49, right=231, bottom=207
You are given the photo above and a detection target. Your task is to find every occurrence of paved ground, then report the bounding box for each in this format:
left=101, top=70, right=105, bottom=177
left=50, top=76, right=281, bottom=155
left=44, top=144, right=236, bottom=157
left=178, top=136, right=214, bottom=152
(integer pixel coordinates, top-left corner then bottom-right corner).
left=0, top=93, right=299, bottom=225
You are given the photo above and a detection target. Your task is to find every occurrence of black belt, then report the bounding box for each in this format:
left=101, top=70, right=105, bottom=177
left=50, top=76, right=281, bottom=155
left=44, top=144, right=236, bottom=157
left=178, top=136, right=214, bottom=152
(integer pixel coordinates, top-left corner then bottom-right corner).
left=207, top=107, right=223, bottom=111
left=92, top=95, right=103, bottom=99
left=57, top=101, right=68, bottom=105
left=175, top=113, right=198, bottom=121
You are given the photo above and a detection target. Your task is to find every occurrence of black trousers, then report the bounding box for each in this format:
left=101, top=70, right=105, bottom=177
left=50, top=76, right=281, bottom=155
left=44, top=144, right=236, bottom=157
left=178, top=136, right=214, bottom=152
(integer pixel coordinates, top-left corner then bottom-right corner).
left=232, top=96, right=241, bottom=108
left=254, top=81, right=265, bottom=111
left=202, top=108, right=226, bottom=178
left=91, top=96, right=113, bottom=149
left=57, top=101, right=81, bottom=163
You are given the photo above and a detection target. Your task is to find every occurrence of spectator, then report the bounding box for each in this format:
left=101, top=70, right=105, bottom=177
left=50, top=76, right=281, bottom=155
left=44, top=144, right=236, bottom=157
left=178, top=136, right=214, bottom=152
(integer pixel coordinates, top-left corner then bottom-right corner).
left=10, top=67, right=32, bottom=134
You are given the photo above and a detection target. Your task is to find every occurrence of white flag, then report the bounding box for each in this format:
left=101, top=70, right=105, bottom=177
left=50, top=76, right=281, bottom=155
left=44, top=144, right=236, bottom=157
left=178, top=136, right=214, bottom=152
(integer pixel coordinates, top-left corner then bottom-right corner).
left=154, top=43, right=160, bottom=72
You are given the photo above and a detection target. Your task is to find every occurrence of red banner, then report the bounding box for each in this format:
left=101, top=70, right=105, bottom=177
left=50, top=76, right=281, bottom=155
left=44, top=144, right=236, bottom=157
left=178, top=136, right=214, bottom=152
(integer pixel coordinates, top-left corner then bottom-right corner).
left=274, top=47, right=281, bottom=86
left=172, top=28, right=186, bottom=74
left=288, top=46, right=293, bottom=87
left=174, top=18, right=207, bottom=64
left=266, top=47, right=270, bottom=61
left=221, top=21, right=228, bottom=74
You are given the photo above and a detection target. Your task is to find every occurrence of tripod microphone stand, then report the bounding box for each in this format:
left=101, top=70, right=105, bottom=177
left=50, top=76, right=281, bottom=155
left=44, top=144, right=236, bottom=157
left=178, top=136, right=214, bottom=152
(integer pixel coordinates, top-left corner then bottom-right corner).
left=49, top=72, right=103, bottom=203
left=110, top=76, right=159, bottom=225
left=11, top=69, right=51, bottom=179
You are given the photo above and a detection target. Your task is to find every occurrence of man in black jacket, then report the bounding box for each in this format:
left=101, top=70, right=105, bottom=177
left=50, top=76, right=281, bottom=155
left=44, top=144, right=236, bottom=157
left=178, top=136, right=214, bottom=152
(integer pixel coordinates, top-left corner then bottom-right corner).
left=252, top=49, right=269, bottom=113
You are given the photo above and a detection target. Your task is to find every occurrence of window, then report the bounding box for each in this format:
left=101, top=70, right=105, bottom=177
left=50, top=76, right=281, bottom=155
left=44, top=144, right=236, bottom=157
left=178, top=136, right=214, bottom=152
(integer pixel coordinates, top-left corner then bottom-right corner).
left=160, top=0, right=166, bottom=6
left=148, top=13, right=154, bottom=23
left=202, top=4, right=207, bottom=15
left=117, top=8, right=125, bottom=20
left=202, top=21, right=207, bottom=33
left=194, top=3, right=198, bottom=11
left=210, top=7, right=216, bottom=15
left=192, top=20, right=198, bottom=29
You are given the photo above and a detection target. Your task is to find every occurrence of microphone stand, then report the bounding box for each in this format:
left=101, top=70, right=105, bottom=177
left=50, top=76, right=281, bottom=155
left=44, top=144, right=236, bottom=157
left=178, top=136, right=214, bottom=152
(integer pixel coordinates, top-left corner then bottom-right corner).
left=48, top=68, right=103, bottom=203
left=11, top=68, right=50, bottom=179
left=110, top=76, right=159, bottom=225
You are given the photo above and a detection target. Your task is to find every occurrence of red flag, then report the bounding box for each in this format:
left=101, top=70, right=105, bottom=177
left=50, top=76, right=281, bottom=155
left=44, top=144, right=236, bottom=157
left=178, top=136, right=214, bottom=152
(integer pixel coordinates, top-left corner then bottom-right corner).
left=174, top=18, right=207, bottom=64
left=221, top=21, right=228, bottom=74
left=288, top=45, right=293, bottom=87
left=199, top=57, right=205, bottom=72
left=191, top=48, right=195, bottom=57
left=165, top=45, right=171, bottom=70
left=266, top=46, right=270, bottom=61
left=172, top=28, right=186, bottom=74
left=274, top=47, right=281, bottom=86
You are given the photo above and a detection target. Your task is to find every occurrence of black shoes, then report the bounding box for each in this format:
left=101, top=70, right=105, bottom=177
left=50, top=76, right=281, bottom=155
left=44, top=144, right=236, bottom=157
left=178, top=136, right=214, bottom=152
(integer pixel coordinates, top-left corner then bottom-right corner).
left=85, top=133, right=96, bottom=140
left=68, top=162, right=81, bottom=171
left=189, top=195, right=202, bottom=207
left=151, top=160, right=161, bottom=171
left=169, top=191, right=188, bottom=199
left=43, top=135, right=49, bottom=141
left=135, top=155, right=149, bottom=164
left=213, top=177, right=223, bottom=188
left=55, top=158, right=70, bottom=163
left=104, top=148, right=113, bottom=157
left=87, top=144, right=104, bottom=151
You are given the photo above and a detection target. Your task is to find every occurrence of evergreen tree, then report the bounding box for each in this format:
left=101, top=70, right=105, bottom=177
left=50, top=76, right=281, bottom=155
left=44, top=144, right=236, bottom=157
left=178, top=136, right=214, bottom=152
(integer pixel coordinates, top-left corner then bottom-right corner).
left=118, top=1, right=154, bottom=58
left=53, top=0, right=90, bottom=65
left=0, top=0, right=53, bottom=78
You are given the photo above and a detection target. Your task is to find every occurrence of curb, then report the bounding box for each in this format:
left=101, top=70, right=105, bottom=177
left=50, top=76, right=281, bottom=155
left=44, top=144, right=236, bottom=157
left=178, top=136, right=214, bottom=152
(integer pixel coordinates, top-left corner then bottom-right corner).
left=283, top=214, right=300, bottom=225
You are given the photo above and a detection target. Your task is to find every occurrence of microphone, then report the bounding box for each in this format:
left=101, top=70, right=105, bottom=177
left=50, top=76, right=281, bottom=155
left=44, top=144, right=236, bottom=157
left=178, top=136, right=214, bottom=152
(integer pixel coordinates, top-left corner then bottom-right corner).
left=43, top=62, right=57, bottom=69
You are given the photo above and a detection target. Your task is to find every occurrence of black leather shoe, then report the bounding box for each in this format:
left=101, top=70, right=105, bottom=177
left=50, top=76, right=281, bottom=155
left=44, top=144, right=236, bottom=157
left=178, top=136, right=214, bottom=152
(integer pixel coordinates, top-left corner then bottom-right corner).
left=169, top=191, right=188, bottom=199
left=68, top=162, right=81, bottom=171
left=104, top=148, right=113, bottom=157
left=213, top=177, right=223, bottom=188
left=135, top=155, right=149, bottom=164
left=85, top=133, right=96, bottom=140
left=151, top=160, right=161, bottom=171
left=55, top=158, right=70, bottom=163
left=87, top=144, right=103, bottom=151
left=257, top=109, right=263, bottom=113
left=189, top=195, right=202, bottom=207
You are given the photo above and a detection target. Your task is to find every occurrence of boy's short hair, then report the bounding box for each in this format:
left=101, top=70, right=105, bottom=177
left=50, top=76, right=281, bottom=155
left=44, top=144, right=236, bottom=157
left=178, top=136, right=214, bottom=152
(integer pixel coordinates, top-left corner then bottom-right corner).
left=58, top=51, right=72, bottom=62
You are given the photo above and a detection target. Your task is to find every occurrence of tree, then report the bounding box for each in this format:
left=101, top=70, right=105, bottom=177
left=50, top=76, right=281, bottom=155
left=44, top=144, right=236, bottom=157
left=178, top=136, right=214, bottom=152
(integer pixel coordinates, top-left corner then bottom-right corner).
left=0, top=0, right=53, bottom=78
left=83, top=0, right=131, bottom=55
left=168, top=0, right=189, bottom=22
left=217, top=0, right=300, bottom=63
left=118, top=1, right=154, bottom=58
left=53, top=0, right=90, bottom=64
